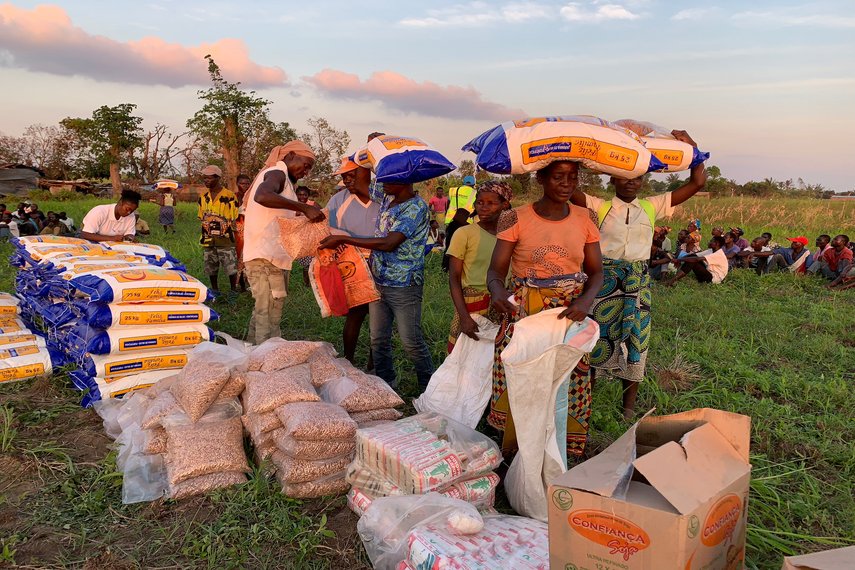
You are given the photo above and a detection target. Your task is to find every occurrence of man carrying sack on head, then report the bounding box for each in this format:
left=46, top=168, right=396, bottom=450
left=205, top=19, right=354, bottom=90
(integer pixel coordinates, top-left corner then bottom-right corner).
left=242, top=141, right=323, bottom=344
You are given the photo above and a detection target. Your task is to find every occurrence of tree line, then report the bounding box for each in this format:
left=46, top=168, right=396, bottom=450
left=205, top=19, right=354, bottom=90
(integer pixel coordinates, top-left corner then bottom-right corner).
left=0, top=56, right=349, bottom=197
left=0, top=56, right=845, bottom=200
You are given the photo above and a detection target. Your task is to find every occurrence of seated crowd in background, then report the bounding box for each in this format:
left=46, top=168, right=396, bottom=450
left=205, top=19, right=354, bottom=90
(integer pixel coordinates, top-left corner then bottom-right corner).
left=650, top=221, right=854, bottom=290
left=0, top=201, right=77, bottom=238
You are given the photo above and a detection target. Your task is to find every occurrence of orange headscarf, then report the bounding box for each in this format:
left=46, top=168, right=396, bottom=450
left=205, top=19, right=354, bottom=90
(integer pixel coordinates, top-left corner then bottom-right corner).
left=264, top=141, right=317, bottom=168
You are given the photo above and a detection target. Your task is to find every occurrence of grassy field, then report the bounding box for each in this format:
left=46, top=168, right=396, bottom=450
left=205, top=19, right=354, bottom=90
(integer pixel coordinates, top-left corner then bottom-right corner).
left=0, top=195, right=853, bottom=569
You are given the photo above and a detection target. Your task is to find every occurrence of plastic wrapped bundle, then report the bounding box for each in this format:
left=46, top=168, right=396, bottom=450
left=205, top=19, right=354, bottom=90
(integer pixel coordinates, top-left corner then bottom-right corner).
left=462, top=115, right=666, bottom=178
left=350, top=413, right=501, bottom=495
left=353, top=135, right=455, bottom=184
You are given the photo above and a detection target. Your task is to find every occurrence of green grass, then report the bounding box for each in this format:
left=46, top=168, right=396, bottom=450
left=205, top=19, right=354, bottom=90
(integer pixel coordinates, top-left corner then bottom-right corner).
left=0, top=195, right=853, bottom=568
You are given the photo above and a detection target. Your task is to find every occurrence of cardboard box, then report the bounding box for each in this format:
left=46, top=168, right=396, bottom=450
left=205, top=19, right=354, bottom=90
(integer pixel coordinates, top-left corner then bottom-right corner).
left=781, top=546, right=855, bottom=569
left=548, top=408, right=752, bottom=570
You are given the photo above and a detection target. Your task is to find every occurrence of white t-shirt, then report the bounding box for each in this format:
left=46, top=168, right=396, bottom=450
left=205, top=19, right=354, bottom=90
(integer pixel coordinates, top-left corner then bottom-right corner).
left=81, top=204, right=136, bottom=237
left=1, top=220, right=19, bottom=237
left=699, top=248, right=729, bottom=284
left=242, top=162, right=298, bottom=270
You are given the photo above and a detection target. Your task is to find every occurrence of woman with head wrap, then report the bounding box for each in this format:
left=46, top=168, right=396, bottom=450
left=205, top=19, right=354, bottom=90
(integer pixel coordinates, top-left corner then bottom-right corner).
left=242, top=141, right=323, bottom=344
left=487, top=161, right=603, bottom=460
left=445, top=181, right=512, bottom=353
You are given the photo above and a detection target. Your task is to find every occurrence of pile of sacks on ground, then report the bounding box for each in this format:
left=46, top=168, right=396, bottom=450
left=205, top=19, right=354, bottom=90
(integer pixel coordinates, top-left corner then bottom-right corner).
left=241, top=338, right=406, bottom=498
left=0, top=291, right=61, bottom=384
left=8, top=235, right=215, bottom=404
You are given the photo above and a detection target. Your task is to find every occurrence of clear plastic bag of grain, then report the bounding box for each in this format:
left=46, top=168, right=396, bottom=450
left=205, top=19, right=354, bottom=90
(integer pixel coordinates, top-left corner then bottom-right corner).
left=273, top=431, right=355, bottom=460
left=350, top=408, right=403, bottom=425
left=307, top=351, right=356, bottom=388
left=247, top=338, right=333, bottom=372
left=275, top=401, right=357, bottom=441
left=140, top=390, right=180, bottom=430
left=218, top=370, right=247, bottom=400
left=242, top=365, right=319, bottom=414
left=162, top=401, right=249, bottom=486
left=168, top=470, right=247, bottom=500
left=276, top=469, right=350, bottom=498
left=271, top=450, right=353, bottom=484
left=319, top=373, right=404, bottom=412
left=243, top=410, right=282, bottom=441
left=171, top=359, right=232, bottom=422
left=142, top=426, right=168, bottom=455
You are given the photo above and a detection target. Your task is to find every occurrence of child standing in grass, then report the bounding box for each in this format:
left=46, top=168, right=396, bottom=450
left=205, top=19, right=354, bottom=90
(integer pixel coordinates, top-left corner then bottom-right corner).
left=445, top=181, right=512, bottom=353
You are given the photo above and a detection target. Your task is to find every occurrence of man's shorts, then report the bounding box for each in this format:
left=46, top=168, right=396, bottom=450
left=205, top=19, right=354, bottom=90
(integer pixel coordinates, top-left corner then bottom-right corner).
left=203, top=246, right=237, bottom=276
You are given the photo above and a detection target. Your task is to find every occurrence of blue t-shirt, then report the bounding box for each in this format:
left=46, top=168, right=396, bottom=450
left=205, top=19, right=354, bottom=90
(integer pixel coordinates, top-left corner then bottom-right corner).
left=368, top=183, right=429, bottom=287
left=327, top=188, right=381, bottom=239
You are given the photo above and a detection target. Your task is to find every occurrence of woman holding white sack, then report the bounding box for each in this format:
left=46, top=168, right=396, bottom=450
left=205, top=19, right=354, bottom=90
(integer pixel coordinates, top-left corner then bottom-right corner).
left=569, top=128, right=707, bottom=419
left=486, top=160, right=603, bottom=460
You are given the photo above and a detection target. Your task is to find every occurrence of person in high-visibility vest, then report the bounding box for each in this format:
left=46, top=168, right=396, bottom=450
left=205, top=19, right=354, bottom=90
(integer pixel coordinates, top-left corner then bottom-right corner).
left=569, top=129, right=707, bottom=419
left=445, top=175, right=477, bottom=225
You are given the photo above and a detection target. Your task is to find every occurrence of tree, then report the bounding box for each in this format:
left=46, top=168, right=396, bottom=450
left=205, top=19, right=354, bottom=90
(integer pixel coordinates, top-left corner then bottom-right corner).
left=62, top=104, right=143, bottom=196
left=578, top=168, right=605, bottom=196
left=127, top=124, right=189, bottom=183
left=0, top=132, right=25, bottom=164
left=458, top=159, right=476, bottom=179
left=187, top=56, right=275, bottom=189
left=300, top=116, right=350, bottom=194
left=241, top=116, right=297, bottom=178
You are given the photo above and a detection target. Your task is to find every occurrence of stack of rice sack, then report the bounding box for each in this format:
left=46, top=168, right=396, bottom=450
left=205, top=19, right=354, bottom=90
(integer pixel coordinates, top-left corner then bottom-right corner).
left=0, top=292, right=61, bottom=384
left=241, top=338, right=405, bottom=498
left=113, top=341, right=251, bottom=502
left=7, top=236, right=216, bottom=404
left=345, top=412, right=503, bottom=516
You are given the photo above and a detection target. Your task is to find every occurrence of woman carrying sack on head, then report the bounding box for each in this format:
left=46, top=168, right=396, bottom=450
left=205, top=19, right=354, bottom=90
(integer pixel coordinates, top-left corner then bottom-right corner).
left=446, top=181, right=512, bottom=354
left=569, top=130, right=707, bottom=419
left=487, top=161, right=603, bottom=460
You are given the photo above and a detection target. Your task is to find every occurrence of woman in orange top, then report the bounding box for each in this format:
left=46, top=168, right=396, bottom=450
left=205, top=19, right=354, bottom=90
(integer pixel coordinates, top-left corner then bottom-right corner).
left=486, top=160, right=603, bottom=460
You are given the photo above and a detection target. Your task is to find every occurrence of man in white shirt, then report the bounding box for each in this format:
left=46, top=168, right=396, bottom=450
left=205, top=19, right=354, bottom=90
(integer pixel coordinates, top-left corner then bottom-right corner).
left=569, top=129, right=707, bottom=418
left=243, top=141, right=322, bottom=344
left=665, top=236, right=729, bottom=285
left=79, top=190, right=141, bottom=242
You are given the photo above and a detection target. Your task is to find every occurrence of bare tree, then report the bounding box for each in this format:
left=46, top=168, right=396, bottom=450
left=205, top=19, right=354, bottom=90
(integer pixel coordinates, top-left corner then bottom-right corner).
left=300, top=117, right=351, bottom=194
left=128, top=124, right=189, bottom=183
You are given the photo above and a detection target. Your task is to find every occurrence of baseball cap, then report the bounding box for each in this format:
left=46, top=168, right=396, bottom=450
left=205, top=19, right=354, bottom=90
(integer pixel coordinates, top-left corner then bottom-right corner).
left=201, top=165, right=222, bottom=177
left=787, top=236, right=808, bottom=246
left=333, top=156, right=359, bottom=175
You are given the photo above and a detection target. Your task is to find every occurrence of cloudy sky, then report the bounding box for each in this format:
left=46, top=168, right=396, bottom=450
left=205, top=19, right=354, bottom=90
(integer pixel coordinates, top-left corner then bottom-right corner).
left=1, top=1, right=854, bottom=190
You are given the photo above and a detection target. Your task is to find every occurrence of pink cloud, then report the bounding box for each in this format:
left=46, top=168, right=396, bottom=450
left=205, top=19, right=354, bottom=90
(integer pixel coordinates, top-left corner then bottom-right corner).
left=305, top=69, right=526, bottom=121
left=0, top=4, right=287, bottom=87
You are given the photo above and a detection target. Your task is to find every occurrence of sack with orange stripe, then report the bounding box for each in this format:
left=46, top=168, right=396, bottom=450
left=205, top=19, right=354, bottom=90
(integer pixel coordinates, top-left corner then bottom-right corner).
left=63, top=323, right=215, bottom=360
left=613, top=119, right=709, bottom=172
left=0, top=343, right=62, bottom=385
left=70, top=267, right=212, bottom=304
left=462, top=115, right=666, bottom=179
